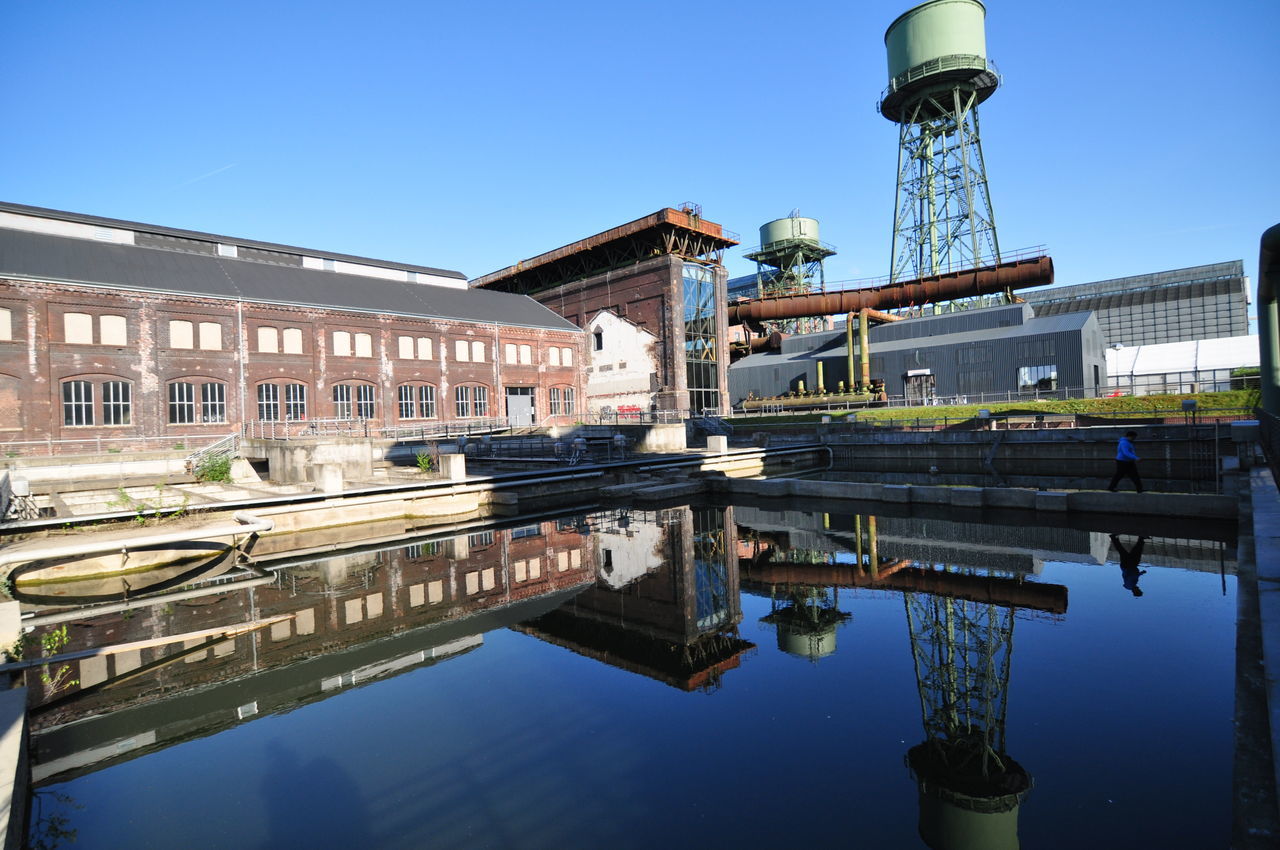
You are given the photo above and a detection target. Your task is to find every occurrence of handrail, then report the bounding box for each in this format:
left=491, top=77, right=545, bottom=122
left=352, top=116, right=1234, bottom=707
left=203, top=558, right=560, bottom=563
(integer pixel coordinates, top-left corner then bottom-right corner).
left=0, top=511, right=274, bottom=570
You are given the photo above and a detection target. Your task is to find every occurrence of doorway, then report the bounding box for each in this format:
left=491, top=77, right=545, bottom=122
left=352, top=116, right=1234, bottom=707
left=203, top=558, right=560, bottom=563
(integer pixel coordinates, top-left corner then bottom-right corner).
left=904, top=371, right=936, bottom=405
left=506, top=387, right=535, bottom=427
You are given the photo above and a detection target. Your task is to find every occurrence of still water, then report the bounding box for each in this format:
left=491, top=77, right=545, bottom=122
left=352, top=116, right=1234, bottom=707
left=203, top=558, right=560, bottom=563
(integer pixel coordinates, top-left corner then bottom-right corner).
left=25, top=504, right=1236, bottom=849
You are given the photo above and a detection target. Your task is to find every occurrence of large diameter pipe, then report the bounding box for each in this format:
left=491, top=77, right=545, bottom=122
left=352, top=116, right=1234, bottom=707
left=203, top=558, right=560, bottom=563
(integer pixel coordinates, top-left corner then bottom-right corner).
left=1260, top=224, right=1280, bottom=415
left=859, top=309, right=871, bottom=391
left=728, top=255, right=1054, bottom=325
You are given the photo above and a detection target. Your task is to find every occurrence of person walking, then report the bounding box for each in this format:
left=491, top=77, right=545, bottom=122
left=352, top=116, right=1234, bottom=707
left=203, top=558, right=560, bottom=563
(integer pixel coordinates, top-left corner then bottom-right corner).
left=1107, top=430, right=1144, bottom=492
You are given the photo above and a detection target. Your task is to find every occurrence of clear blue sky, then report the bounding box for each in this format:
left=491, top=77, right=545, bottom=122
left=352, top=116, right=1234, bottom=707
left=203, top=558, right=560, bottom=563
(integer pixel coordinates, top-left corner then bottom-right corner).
left=2, top=1, right=1276, bottom=307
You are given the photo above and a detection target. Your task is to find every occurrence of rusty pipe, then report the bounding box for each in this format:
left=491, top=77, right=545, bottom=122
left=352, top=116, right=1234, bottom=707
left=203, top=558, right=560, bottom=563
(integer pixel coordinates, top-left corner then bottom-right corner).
left=727, top=255, right=1054, bottom=325
left=859, top=308, right=871, bottom=391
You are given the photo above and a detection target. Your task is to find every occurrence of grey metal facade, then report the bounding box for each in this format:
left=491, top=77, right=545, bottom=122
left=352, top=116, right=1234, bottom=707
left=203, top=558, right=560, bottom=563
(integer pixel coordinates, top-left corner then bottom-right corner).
left=729, top=303, right=1106, bottom=403
left=1023, top=261, right=1247, bottom=347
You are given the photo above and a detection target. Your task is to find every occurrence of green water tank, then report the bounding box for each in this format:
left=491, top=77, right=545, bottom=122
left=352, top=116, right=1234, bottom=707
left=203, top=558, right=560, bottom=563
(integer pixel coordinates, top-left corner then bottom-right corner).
left=880, top=0, right=999, bottom=123
left=760, top=216, right=821, bottom=249
left=886, top=0, right=988, bottom=82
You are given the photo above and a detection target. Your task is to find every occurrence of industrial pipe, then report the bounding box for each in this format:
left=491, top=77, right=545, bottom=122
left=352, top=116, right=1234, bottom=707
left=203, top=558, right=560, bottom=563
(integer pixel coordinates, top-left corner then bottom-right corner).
left=727, top=255, right=1053, bottom=325
left=860, top=309, right=871, bottom=391
left=1260, top=224, right=1280, bottom=416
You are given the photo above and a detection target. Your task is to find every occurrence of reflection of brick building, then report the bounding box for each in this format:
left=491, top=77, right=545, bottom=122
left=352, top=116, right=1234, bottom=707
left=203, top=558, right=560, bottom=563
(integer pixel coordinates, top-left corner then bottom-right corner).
left=0, top=202, right=584, bottom=448
left=27, top=519, right=594, bottom=781
left=516, top=506, right=755, bottom=691
left=471, top=208, right=738, bottom=416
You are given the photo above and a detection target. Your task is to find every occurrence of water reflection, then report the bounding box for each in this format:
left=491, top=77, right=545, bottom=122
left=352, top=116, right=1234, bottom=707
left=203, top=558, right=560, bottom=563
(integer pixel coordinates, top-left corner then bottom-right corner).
left=516, top=506, right=755, bottom=691
left=1111, top=534, right=1148, bottom=597
left=26, top=518, right=595, bottom=783
left=23, top=501, right=1238, bottom=848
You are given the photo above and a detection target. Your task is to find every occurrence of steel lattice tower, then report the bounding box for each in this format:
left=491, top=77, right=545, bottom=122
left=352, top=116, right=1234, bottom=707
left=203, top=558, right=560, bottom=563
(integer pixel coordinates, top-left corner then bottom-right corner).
left=879, top=0, right=1003, bottom=284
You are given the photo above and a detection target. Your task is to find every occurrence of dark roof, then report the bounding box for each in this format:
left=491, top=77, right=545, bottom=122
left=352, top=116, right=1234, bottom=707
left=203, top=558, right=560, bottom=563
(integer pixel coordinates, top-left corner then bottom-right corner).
left=0, top=200, right=466, bottom=280
left=0, top=227, right=580, bottom=332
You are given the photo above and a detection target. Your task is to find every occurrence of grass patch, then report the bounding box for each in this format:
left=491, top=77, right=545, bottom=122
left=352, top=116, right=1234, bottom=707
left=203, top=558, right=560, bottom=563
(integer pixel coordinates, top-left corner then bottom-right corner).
left=730, top=389, right=1259, bottom=426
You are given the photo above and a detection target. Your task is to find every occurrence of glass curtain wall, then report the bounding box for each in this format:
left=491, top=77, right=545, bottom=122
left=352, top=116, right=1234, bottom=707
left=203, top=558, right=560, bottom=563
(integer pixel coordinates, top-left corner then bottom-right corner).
left=682, top=263, right=720, bottom=415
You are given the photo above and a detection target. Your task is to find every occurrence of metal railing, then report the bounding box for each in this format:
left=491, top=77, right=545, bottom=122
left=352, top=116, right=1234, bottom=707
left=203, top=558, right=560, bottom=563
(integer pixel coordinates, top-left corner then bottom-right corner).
left=738, top=407, right=1255, bottom=433
left=185, top=434, right=239, bottom=473
left=0, top=433, right=232, bottom=459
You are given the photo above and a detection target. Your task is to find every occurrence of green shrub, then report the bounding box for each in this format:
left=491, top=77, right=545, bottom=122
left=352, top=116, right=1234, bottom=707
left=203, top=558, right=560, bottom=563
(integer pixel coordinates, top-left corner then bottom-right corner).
left=195, top=454, right=233, bottom=483
left=415, top=450, right=435, bottom=474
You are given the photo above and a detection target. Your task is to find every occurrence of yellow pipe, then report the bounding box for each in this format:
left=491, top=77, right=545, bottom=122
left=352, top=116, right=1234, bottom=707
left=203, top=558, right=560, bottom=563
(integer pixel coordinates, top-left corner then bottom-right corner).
left=816, top=360, right=826, bottom=394
left=859, top=308, right=871, bottom=391
left=846, top=312, right=855, bottom=392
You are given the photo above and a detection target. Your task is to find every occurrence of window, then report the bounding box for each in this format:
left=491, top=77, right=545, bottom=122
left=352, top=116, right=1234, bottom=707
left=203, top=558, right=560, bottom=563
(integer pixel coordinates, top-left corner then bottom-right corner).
left=354, top=332, right=373, bottom=358
left=471, top=341, right=485, bottom=362
left=102, top=381, right=131, bottom=425
left=519, top=344, right=532, bottom=365
left=333, top=384, right=352, bottom=419
left=64, top=312, right=93, bottom=344
left=202, top=382, right=227, bottom=423
left=549, top=387, right=575, bottom=416
left=454, top=385, right=487, bottom=417
left=399, top=335, right=433, bottom=360
left=399, top=336, right=415, bottom=360
left=257, top=383, right=280, bottom=421
left=0, top=307, right=10, bottom=341
left=504, top=343, right=517, bottom=364
left=332, top=331, right=352, bottom=357
left=593, top=330, right=603, bottom=351
left=417, top=337, right=432, bottom=360
left=356, top=384, right=375, bottom=419
left=549, top=347, right=561, bottom=367
left=198, top=322, right=222, bottom=351
left=257, top=326, right=279, bottom=353
left=397, top=384, right=437, bottom=420
left=62, top=380, right=93, bottom=426
left=1017, top=364, right=1058, bottom=392
left=99, top=315, right=127, bottom=346
left=282, top=327, right=304, bottom=354
left=467, top=531, right=494, bottom=547
left=284, top=383, right=307, bottom=420
left=417, top=384, right=436, bottom=419
left=562, top=347, right=573, bottom=366
left=170, top=320, right=194, bottom=349
left=169, top=382, right=196, bottom=424
left=454, top=340, right=469, bottom=362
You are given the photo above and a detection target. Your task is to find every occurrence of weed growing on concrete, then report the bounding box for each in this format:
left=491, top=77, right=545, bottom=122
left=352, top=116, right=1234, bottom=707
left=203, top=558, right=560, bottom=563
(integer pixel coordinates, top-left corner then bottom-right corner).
left=415, top=450, right=435, bottom=474
left=39, top=625, right=78, bottom=695
left=195, top=454, right=232, bottom=483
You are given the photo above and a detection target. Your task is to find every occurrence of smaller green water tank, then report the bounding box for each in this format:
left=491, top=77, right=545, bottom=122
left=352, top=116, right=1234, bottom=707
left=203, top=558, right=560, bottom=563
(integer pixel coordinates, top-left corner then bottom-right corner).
left=760, top=216, right=821, bottom=249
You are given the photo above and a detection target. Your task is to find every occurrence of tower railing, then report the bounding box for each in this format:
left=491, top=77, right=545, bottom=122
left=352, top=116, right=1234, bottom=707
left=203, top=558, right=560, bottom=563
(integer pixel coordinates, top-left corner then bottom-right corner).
left=879, top=54, right=1000, bottom=104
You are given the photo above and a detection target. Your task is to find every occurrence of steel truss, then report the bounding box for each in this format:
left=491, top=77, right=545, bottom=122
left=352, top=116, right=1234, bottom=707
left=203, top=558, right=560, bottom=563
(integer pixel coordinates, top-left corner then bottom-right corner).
left=905, top=590, right=1014, bottom=780
left=891, top=86, right=1000, bottom=284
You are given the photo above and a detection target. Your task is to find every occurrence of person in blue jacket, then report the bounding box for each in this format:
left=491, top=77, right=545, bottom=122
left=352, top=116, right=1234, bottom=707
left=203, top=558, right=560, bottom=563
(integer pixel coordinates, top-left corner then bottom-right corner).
left=1107, top=430, right=1144, bottom=492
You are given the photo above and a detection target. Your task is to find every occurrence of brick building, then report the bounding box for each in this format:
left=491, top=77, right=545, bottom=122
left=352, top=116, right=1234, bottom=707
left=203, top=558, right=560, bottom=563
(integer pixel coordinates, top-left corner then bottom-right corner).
left=471, top=207, right=739, bottom=416
left=0, top=202, right=585, bottom=450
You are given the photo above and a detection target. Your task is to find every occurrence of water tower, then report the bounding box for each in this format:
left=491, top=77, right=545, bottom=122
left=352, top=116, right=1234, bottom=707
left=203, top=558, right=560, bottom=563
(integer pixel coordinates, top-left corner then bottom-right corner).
left=744, top=214, right=836, bottom=334
left=879, top=0, right=1002, bottom=284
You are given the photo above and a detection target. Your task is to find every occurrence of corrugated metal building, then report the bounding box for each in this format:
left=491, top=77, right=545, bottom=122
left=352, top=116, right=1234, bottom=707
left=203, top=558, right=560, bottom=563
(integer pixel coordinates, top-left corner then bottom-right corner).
left=729, top=303, right=1106, bottom=405
left=1022, top=261, right=1248, bottom=347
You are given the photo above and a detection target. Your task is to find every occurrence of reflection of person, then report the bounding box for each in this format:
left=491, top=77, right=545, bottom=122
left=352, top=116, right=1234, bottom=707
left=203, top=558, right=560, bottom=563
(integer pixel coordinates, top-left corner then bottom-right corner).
left=1111, top=534, right=1147, bottom=597
left=1107, top=430, right=1144, bottom=492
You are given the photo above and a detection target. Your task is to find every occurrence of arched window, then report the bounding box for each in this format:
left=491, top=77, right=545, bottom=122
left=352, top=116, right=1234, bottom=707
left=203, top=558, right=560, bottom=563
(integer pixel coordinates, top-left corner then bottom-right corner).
left=333, top=383, right=375, bottom=419
left=549, top=386, right=576, bottom=416
left=398, top=383, right=437, bottom=419
left=168, top=380, right=229, bottom=424
left=282, top=327, right=304, bottom=354
left=169, top=320, right=194, bottom=349
left=454, top=384, right=489, bottom=418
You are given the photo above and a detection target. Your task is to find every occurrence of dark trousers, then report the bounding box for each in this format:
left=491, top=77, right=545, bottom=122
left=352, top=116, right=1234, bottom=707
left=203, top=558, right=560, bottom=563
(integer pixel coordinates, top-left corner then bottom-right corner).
left=1108, top=460, right=1143, bottom=492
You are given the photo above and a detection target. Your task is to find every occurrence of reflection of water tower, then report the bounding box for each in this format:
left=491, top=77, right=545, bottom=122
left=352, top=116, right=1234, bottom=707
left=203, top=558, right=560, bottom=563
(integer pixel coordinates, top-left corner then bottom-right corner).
left=903, top=590, right=1032, bottom=849
left=760, top=585, right=851, bottom=661
left=878, top=0, right=1002, bottom=284
left=743, top=214, right=836, bottom=335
